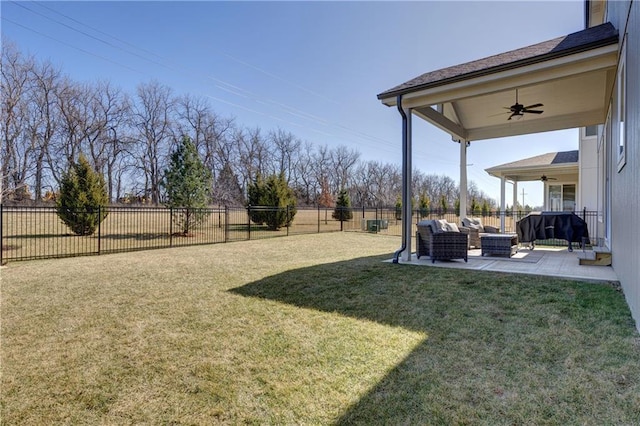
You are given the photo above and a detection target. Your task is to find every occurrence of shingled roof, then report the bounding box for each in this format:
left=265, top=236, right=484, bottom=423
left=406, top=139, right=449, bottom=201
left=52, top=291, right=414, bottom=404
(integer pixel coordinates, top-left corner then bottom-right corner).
left=378, top=22, right=618, bottom=99
left=487, top=150, right=579, bottom=173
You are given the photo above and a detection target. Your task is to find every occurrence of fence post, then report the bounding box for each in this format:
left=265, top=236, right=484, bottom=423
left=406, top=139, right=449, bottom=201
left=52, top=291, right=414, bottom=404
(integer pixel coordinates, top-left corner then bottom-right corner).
left=0, top=204, right=3, bottom=265
left=286, top=205, right=290, bottom=236
left=169, top=207, right=173, bottom=247
left=97, top=206, right=101, bottom=255
left=224, top=206, right=229, bottom=243
left=317, top=206, right=320, bottom=233
left=247, top=206, right=251, bottom=240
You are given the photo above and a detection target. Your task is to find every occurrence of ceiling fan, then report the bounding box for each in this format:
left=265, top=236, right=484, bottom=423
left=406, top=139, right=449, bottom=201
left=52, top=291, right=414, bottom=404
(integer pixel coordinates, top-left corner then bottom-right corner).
left=503, top=89, right=544, bottom=120
left=540, top=175, right=557, bottom=182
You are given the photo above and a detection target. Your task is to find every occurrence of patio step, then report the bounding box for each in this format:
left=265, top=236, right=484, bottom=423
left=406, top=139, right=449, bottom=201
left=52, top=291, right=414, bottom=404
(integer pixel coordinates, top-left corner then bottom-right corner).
left=578, top=247, right=612, bottom=266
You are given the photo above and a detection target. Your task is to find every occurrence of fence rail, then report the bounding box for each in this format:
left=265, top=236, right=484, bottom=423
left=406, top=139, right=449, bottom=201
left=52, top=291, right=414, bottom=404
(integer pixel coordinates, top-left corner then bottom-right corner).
left=0, top=205, right=600, bottom=263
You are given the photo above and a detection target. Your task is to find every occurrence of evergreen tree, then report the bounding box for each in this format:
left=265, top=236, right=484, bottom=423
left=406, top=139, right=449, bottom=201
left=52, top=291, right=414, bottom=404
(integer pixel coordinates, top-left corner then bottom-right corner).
left=439, top=195, right=448, bottom=215
left=471, top=197, right=481, bottom=216
left=162, top=135, right=212, bottom=235
left=332, top=189, right=353, bottom=221
left=481, top=200, right=491, bottom=217
left=56, top=153, right=109, bottom=236
left=247, top=173, right=297, bottom=230
left=418, top=193, right=430, bottom=218
left=395, top=196, right=403, bottom=220
left=454, top=199, right=460, bottom=216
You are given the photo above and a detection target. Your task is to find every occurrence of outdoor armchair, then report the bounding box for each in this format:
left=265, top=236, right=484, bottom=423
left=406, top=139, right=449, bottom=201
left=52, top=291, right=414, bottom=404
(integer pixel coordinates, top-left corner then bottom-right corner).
left=416, top=220, right=469, bottom=263
left=462, top=217, right=500, bottom=249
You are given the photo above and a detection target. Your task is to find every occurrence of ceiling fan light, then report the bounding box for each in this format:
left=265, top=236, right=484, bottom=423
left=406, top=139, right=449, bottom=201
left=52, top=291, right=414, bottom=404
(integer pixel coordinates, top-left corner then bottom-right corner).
left=513, top=113, right=523, bottom=120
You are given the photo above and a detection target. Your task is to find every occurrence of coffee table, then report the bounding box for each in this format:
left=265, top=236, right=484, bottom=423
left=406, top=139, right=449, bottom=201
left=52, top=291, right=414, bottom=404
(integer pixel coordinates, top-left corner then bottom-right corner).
left=480, top=233, right=518, bottom=258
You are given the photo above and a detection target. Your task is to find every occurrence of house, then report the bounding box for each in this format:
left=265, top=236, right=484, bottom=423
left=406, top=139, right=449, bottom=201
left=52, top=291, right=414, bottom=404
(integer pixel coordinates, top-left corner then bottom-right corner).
left=377, top=1, right=639, bottom=331
left=485, top=150, right=581, bottom=211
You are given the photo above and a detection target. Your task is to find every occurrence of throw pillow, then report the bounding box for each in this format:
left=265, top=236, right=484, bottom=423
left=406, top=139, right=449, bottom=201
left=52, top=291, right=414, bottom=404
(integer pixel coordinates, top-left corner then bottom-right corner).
left=446, top=222, right=460, bottom=232
left=432, top=219, right=449, bottom=233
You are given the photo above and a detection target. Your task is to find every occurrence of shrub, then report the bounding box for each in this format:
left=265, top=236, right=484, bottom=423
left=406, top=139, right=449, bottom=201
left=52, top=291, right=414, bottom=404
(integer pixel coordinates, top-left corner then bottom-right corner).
left=247, top=173, right=297, bottom=230
left=332, top=189, right=353, bottom=221
left=56, top=154, right=109, bottom=236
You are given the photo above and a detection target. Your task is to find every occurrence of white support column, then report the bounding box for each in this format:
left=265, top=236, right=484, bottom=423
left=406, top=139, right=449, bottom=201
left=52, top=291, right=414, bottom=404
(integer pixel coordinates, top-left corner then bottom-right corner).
left=459, top=140, right=468, bottom=222
left=402, top=108, right=413, bottom=261
left=500, top=176, right=506, bottom=232
left=512, top=180, right=518, bottom=223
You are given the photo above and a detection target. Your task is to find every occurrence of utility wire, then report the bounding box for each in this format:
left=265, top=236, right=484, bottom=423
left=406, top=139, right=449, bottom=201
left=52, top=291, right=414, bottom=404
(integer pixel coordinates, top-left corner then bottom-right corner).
left=12, top=0, right=400, bottom=154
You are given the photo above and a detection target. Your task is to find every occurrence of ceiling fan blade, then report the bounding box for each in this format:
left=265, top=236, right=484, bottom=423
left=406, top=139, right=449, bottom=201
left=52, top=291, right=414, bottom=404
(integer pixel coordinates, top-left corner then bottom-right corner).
left=524, top=103, right=543, bottom=109
left=489, top=111, right=511, bottom=117
left=523, top=110, right=544, bottom=114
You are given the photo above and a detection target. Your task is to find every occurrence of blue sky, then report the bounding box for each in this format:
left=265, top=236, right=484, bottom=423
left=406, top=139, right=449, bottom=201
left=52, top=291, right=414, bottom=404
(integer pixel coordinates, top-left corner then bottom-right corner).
left=1, top=0, right=586, bottom=207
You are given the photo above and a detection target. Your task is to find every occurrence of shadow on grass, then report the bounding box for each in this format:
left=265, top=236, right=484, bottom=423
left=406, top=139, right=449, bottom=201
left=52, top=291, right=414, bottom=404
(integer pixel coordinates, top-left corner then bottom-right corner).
left=100, top=233, right=169, bottom=241
left=5, top=232, right=168, bottom=241
left=231, top=256, right=640, bottom=424
left=3, top=233, right=75, bottom=239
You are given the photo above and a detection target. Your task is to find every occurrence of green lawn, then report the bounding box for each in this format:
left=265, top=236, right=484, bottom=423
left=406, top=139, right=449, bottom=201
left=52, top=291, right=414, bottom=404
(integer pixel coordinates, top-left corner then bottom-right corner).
left=2, top=233, right=639, bottom=424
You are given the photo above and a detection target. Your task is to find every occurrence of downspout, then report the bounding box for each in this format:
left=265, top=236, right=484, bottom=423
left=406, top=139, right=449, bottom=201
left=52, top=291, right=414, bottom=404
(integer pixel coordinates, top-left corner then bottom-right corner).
left=393, top=94, right=408, bottom=263
left=584, top=0, right=590, bottom=29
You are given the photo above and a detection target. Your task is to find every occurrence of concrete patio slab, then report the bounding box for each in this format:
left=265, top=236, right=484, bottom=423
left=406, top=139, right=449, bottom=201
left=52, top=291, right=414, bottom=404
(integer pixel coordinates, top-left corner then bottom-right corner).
left=394, top=247, right=619, bottom=283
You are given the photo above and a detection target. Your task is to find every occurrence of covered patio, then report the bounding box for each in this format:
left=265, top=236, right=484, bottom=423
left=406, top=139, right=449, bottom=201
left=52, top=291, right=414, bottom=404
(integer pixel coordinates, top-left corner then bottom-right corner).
left=377, top=23, right=618, bottom=263
left=397, top=246, right=618, bottom=284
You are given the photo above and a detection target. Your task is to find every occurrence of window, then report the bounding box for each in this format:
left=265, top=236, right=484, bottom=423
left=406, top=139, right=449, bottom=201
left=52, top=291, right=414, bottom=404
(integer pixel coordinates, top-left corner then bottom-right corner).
left=616, top=38, right=627, bottom=171
left=584, top=125, right=598, bottom=138
left=548, top=184, right=576, bottom=212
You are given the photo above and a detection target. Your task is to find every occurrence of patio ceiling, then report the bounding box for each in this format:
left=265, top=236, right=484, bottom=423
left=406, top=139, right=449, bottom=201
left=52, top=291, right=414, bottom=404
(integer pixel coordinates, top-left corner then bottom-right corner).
left=377, top=23, right=619, bottom=141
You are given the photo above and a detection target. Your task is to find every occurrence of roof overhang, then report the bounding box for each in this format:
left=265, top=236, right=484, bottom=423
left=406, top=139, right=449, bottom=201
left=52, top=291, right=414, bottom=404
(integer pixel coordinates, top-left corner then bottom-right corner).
left=485, top=151, right=579, bottom=182
left=486, top=162, right=578, bottom=182
left=378, top=23, right=619, bottom=141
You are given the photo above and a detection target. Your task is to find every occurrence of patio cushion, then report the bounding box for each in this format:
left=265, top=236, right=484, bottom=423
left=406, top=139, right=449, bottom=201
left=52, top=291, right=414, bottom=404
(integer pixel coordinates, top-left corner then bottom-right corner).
left=432, top=219, right=449, bottom=233
left=446, top=222, right=460, bottom=232
left=463, top=217, right=485, bottom=232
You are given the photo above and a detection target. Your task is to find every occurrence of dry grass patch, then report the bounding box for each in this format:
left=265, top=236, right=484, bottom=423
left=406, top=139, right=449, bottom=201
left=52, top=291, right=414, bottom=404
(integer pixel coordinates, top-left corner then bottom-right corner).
left=2, top=232, right=639, bottom=424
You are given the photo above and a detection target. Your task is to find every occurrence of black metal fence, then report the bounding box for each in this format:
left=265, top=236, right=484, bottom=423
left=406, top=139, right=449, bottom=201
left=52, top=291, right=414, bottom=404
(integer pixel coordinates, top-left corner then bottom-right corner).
left=0, top=204, right=600, bottom=263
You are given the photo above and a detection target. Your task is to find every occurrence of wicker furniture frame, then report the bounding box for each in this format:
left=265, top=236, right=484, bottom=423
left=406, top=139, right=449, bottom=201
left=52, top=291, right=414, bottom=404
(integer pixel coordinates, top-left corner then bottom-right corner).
left=462, top=217, right=501, bottom=249
left=417, top=221, right=469, bottom=263
left=480, top=233, right=518, bottom=258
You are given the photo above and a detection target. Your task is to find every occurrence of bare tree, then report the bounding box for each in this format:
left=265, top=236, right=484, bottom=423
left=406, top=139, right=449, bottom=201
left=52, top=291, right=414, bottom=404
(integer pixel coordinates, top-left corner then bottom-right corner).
left=131, top=80, right=175, bottom=204
left=175, top=94, right=235, bottom=190
left=27, top=59, right=61, bottom=201
left=291, top=141, right=317, bottom=205
left=329, top=145, right=360, bottom=193
left=351, top=160, right=401, bottom=207
left=269, top=128, right=301, bottom=183
left=311, top=144, right=331, bottom=201
left=86, top=82, right=132, bottom=202
left=236, top=126, right=270, bottom=196
left=1, top=41, right=33, bottom=201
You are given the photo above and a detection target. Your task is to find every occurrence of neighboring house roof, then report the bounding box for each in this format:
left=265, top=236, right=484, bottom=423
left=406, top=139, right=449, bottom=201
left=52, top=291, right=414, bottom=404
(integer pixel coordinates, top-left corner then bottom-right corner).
left=485, top=150, right=579, bottom=180
left=489, top=151, right=578, bottom=170
left=377, top=22, right=617, bottom=99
